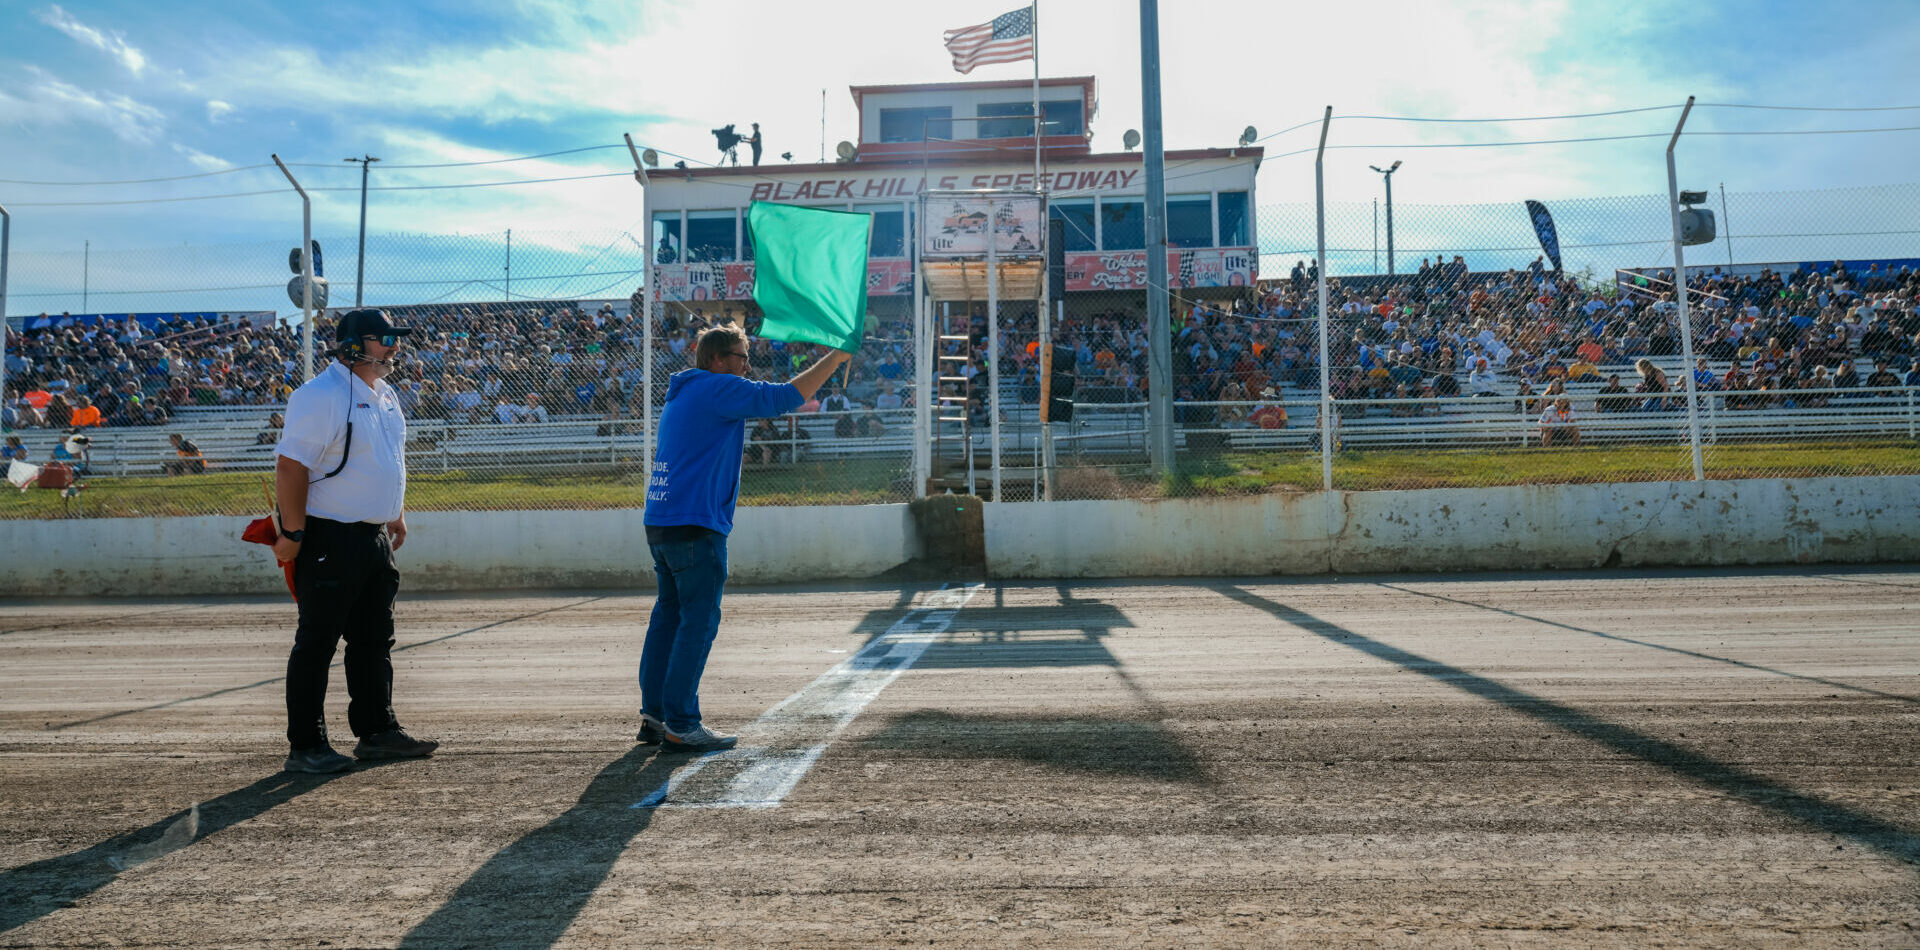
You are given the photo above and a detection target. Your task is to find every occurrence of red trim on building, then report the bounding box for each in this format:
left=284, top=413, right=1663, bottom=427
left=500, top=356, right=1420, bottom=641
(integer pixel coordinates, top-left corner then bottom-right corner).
left=668, top=146, right=1262, bottom=180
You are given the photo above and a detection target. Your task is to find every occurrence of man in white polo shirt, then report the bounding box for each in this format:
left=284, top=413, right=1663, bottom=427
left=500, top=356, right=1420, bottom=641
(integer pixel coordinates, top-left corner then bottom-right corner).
left=272, top=309, right=438, bottom=773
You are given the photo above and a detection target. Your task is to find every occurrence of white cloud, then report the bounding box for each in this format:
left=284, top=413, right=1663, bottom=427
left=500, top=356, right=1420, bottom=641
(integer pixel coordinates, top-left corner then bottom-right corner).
left=1, top=67, right=166, bottom=143
left=206, top=100, right=234, bottom=123
left=36, top=4, right=148, bottom=76
left=171, top=143, right=232, bottom=171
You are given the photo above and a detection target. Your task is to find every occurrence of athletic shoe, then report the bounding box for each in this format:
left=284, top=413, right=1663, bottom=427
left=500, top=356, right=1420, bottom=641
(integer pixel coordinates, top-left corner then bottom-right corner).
left=352, top=729, right=440, bottom=761
left=285, top=744, right=354, bottom=774
left=660, top=724, right=738, bottom=753
left=636, top=713, right=665, bottom=746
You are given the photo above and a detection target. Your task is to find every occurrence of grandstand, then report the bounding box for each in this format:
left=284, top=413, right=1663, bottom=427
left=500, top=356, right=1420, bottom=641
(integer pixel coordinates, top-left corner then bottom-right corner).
left=3, top=256, right=1916, bottom=499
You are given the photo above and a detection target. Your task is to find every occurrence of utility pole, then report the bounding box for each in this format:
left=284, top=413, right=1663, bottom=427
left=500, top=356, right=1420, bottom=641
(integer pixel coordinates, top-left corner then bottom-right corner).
left=344, top=155, right=380, bottom=307
left=1139, top=0, right=1174, bottom=474
left=1369, top=160, right=1401, bottom=276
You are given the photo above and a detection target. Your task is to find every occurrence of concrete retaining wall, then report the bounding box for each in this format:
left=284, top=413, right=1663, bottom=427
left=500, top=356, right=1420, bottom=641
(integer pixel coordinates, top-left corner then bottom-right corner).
left=4, top=477, right=1914, bottom=595
left=984, top=476, right=1920, bottom=577
left=1, top=505, right=920, bottom=597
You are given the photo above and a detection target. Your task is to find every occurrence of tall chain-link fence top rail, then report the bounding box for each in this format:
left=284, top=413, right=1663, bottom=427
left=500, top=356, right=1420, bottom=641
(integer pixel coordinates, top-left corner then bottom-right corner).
left=4, top=180, right=1918, bottom=516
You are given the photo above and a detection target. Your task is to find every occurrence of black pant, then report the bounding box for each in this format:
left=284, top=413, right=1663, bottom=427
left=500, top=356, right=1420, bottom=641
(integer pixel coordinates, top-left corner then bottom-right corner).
left=286, top=517, right=401, bottom=749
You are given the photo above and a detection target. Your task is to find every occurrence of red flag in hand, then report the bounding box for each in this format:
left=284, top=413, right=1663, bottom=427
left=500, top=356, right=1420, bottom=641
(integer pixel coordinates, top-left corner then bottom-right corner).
left=241, top=516, right=298, bottom=600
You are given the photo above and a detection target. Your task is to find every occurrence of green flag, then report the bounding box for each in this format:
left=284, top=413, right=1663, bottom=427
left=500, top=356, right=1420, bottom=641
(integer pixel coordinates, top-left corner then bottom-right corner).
left=749, top=201, right=869, bottom=353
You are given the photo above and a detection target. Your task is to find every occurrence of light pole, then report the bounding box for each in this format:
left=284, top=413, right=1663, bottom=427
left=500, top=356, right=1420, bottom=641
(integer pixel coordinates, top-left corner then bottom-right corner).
left=1369, top=160, right=1401, bottom=276
left=344, top=155, right=380, bottom=307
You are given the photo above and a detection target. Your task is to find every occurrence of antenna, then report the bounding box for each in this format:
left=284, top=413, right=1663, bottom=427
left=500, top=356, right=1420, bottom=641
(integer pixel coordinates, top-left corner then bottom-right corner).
left=1123, top=129, right=1141, bottom=151
left=640, top=148, right=658, bottom=167
left=1238, top=126, right=1257, bottom=148
left=820, top=88, right=827, bottom=163
left=835, top=140, right=856, bottom=163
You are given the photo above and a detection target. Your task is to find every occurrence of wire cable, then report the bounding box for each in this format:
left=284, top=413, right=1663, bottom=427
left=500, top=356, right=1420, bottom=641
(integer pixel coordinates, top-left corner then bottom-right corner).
left=1335, top=105, right=1681, bottom=124
left=1698, top=102, right=1920, bottom=112
left=283, top=144, right=629, bottom=170
left=0, top=164, right=278, bottom=186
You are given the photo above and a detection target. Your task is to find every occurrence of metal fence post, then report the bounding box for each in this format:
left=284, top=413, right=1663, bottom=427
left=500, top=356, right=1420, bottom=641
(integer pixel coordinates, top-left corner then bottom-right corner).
left=1665, top=97, right=1705, bottom=481
left=623, top=134, right=654, bottom=495
left=0, top=203, right=10, bottom=414
left=271, top=156, right=315, bottom=382
left=987, top=197, right=1002, bottom=501
left=1313, top=106, right=1333, bottom=492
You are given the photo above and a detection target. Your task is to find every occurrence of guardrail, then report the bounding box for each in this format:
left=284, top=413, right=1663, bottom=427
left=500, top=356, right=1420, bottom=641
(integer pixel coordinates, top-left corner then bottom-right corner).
left=6, top=386, right=1914, bottom=480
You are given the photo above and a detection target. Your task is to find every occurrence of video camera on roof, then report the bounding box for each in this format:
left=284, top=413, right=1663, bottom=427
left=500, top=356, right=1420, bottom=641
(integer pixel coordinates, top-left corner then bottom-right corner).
left=713, top=124, right=744, bottom=165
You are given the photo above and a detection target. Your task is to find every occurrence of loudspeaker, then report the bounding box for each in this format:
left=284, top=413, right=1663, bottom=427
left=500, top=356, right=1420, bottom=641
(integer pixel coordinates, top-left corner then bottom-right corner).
left=1678, top=208, right=1716, bottom=247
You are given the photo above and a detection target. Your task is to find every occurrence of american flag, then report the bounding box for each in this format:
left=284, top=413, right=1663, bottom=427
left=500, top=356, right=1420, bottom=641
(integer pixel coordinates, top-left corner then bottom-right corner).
left=943, top=7, right=1034, bottom=75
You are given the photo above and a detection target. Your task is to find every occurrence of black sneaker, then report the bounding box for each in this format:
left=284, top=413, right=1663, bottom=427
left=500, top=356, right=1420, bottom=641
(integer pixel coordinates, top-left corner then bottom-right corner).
left=660, top=724, right=738, bottom=754
left=636, top=713, right=665, bottom=746
left=353, top=729, right=440, bottom=761
left=285, top=744, right=354, bottom=774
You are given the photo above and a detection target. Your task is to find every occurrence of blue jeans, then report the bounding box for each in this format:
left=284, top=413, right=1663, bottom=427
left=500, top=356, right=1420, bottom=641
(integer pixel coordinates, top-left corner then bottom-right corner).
left=640, top=530, right=728, bottom=733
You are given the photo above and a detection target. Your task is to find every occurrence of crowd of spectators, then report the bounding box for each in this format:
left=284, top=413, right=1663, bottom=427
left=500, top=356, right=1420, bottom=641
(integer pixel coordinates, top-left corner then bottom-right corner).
left=4, top=313, right=301, bottom=431
left=1001, top=257, right=1920, bottom=423
left=6, top=259, right=1918, bottom=435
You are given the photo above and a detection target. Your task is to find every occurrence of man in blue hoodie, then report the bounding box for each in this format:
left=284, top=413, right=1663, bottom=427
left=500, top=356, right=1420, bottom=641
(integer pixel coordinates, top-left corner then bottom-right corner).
left=640, top=324, right=850, bottom=752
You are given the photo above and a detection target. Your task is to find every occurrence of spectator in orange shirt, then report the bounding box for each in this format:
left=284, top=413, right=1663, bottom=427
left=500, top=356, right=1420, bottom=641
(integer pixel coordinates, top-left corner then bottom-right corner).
left=68, top=396, right=103, bottom=428
left=1575, top=338, right=1606, bottom=365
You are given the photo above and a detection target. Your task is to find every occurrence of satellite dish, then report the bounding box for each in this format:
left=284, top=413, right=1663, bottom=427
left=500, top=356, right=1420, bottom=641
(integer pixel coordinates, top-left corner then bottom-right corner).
left=835, top=140, right=857, bottom=162
left=1122, top=129, right=1141, bottom=151
left=641, top=148, right=659, bottom=167
left=1239, top=126, right=1258, bottom=148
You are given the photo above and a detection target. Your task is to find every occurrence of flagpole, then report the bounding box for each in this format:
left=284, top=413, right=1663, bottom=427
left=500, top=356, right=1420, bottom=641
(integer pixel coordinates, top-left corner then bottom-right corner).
left=1031, top=0, right=1041, bottom=186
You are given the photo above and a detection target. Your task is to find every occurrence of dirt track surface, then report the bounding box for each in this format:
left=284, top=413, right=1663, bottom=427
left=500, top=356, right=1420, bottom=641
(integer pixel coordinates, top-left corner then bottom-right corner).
left=1, top=568, right=1916, bottom=949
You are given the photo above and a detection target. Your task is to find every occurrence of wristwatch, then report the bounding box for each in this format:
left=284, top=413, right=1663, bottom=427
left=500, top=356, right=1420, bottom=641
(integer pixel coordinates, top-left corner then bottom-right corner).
left=279, top=519, right=305, bottom=543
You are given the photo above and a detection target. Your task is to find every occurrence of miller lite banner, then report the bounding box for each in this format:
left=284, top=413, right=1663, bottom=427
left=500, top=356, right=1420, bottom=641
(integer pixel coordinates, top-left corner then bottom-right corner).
left=919, top=194, right=1045, bottom=257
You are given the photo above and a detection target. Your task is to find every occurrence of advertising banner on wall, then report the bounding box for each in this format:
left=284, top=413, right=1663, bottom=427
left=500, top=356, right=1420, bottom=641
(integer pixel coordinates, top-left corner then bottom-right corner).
left=656, top=259, right=916, bottom=302
left=651, top=248, right=1257, bottom=300
left=1063, top=247, right=1258, bottom=292
left=918, top=194, right=1045, bottom=258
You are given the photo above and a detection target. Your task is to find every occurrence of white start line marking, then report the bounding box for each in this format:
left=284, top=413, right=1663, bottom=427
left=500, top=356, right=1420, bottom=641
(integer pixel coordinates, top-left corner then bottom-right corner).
left=633, top=582, right=983, bottom=810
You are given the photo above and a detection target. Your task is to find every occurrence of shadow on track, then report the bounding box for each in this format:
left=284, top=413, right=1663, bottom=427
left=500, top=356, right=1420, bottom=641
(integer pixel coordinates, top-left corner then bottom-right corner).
left=1375, top=581, right=1920, bottom=705
left=399, top=747, right=693, bottom=950
left=862, top=709, right=1211, bottom=785
left=45, top=597, right=606, bottom=732
left=1216, top=583, right=1920, bottom=866
left=0, top=770, right=348, bottom=935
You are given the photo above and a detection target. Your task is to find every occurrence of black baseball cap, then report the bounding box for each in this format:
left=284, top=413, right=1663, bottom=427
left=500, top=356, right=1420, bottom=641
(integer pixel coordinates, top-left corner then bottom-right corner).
left=335, top=308, right=414, bottom=345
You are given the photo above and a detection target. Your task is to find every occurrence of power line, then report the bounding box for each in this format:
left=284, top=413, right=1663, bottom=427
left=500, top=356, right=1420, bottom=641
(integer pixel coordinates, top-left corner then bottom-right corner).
left=284, top=143, right=629, bottom=170
left=1699, top=102, right=1920, bottom=112
left=0, top=164, right=278, bottom=186
left=5, top=189, right=290, bottom=207
left=1335, top=105, right=1681, bottom=124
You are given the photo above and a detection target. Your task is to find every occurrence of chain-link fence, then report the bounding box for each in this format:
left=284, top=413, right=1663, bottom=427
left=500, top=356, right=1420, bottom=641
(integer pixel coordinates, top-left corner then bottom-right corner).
left=4, top=178, right=1917, bottom=517
left=1033, top=178, right=1920, bottom=499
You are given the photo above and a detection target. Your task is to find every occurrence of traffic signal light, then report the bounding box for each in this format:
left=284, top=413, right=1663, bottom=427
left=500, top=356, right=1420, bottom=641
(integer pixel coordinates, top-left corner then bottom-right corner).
left=1042, top=343, right=1075, bottom=423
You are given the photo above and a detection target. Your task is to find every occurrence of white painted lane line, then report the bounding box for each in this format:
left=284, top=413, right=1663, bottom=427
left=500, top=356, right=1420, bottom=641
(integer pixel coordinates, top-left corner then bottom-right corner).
left=633, top=582, right=982, bottom=811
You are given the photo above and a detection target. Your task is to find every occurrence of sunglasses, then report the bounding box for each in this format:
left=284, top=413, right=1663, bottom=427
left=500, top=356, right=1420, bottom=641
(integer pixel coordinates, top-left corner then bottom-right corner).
left=363, top=334, right=400, bottom=347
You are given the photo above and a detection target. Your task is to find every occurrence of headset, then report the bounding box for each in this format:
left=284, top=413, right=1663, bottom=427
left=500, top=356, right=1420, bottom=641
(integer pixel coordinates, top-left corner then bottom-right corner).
left=312, top=316, right=398, bottom=482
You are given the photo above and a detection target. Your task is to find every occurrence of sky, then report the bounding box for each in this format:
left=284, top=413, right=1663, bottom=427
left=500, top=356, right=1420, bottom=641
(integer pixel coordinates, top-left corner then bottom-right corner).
left=2, top=0, right=1918, bottom=315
